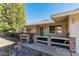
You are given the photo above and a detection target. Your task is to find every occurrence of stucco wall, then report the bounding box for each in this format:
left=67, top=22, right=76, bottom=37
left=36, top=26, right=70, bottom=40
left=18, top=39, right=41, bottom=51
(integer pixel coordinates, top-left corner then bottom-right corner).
left=69, top=14, right=78, bottom=37
left=43, top=20, right=68, bottom=38
left=28, top=20, right=68, bottom=37
left=69, top=13, right=79, bottom=53
left=27, top=26, right=36, bottom=33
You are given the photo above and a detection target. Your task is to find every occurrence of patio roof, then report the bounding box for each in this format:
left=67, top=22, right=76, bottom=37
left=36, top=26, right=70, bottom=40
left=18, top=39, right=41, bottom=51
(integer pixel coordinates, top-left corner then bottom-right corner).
left=26, top=19, right=55, bottom=26
left=0, top=37, right=15, bottom=48
left=52, top=8, right=79, bottom=18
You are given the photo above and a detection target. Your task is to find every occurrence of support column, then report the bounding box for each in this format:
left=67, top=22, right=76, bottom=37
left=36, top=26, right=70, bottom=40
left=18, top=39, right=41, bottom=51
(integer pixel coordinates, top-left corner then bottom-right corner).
left=27, top=34, right=30, bottom=42
left=34, top=34, right=36, bottom=43
left=75, top=18, right=79, bottom=54
left=47, top=36, right=51, bottom=46
left=69, top=37, right=76, bottom=52
left=76, top=35, right=79, bottom=54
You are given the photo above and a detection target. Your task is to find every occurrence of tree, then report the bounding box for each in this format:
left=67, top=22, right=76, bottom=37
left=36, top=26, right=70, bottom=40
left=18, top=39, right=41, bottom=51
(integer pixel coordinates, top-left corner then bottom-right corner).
left=0, top=3, right=25, bottom=32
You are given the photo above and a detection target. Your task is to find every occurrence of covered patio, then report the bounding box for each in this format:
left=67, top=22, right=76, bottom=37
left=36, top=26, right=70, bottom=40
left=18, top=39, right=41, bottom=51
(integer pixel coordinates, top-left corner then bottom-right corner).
left=25, top=15, right=71, bottom=49
left=22, top=13, right=77, bottom=55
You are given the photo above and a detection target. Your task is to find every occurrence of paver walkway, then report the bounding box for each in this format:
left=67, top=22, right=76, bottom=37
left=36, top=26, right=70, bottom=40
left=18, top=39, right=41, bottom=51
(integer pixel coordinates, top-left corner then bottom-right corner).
left=22, top=43, right=79, bottom=56
left=10, top=42, right=79, bottom=56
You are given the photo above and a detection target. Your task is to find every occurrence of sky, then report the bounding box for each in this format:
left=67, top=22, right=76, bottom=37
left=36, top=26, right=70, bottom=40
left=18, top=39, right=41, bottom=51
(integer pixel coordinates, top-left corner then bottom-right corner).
left=25, top=3, right=79, bottom=23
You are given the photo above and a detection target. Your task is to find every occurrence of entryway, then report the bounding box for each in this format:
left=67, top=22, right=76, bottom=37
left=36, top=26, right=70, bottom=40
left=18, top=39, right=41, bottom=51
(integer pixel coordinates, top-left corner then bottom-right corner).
left=39, top=27, right=44, bottom=36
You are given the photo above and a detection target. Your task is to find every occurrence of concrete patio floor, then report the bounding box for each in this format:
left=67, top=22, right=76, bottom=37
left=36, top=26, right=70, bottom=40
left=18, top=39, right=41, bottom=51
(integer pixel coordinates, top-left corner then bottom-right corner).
left=22, top=43, right=79, bottom=56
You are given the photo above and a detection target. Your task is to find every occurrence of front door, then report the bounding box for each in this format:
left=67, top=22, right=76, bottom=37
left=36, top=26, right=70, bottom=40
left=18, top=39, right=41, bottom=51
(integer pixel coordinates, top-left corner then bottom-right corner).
left=40, top=27, right=44, bottom=36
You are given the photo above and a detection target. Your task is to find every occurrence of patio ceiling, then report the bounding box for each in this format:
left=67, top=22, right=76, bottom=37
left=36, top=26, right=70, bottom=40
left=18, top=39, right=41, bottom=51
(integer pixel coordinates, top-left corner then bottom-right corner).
left=52, top=16, right=68, bottom=23
left=51, top=8, right=79, bottom=23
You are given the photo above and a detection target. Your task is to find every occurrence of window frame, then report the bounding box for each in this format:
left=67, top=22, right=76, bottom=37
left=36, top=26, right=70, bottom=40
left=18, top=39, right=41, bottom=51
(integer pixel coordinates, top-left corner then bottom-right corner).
left=49, top=26, right=56, bottom=33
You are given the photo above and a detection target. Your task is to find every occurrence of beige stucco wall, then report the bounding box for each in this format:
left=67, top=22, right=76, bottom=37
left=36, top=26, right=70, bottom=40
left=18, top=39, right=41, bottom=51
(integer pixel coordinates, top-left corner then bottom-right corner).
left=35, top=26, right=40, bottom=35
left=69, top=13, right=79, bottom=53
left=43, top=24, right=53, bottom=36
left=43, top=20, right=68, bottom=38
left=61, top=19, right=69, bottom=37
left=69, top=13, right=79, bottom=37
left=27, top=19, right=68, bottom=37
left=26, top=26, right=36, bottom=33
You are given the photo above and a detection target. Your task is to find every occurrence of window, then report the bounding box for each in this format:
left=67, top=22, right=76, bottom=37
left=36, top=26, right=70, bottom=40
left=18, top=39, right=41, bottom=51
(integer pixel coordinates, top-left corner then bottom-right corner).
left=56, top=25, right=62, bottom=34
left=49, top=26, right=55, bottom=33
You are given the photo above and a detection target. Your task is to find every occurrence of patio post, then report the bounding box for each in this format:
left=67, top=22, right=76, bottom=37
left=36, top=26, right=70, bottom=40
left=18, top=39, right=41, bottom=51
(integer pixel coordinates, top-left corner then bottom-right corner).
left=47, top=35, right=51, bottom=46
left=27, top=34, right=30, bottom=42
left=34, top=34, right=36, bottom=43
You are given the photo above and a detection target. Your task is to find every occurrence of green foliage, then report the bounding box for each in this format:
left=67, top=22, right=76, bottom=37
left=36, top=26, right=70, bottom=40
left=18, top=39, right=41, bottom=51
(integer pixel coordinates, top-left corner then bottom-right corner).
left=0, top=3, right=25, bottom=32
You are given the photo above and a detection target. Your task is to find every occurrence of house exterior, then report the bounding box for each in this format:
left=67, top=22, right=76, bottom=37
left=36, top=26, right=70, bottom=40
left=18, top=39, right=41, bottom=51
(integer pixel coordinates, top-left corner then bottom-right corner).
left=26, top=8, right=79, bottom=54
left=26, top=19, right=68, bottom=37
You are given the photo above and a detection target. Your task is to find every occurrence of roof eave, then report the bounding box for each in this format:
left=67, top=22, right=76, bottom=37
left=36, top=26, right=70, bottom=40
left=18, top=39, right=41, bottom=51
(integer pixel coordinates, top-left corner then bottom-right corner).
left=51, top=9, right=79, bottom=18
left=26, top=22, right=55, bottom=26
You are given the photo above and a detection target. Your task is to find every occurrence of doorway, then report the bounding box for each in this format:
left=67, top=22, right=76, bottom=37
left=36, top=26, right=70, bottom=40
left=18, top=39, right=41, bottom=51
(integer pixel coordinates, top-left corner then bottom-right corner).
left=40, top=27, right=44, bottom=36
